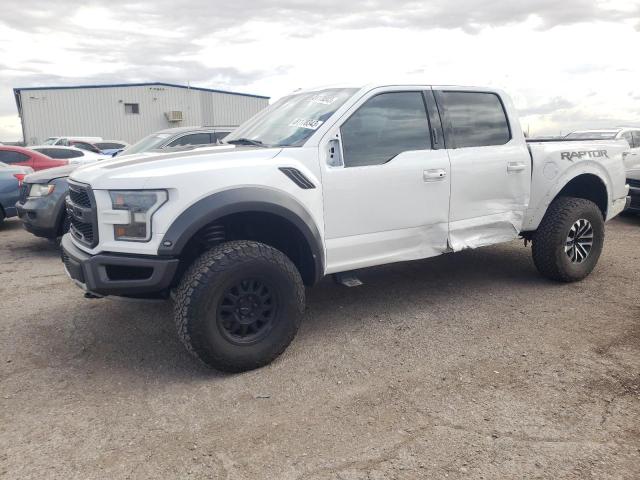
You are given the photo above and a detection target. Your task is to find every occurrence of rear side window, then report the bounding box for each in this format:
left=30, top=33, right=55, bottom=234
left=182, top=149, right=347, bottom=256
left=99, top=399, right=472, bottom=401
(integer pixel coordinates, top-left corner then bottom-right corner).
left=0, top=150, right=30, bottom=164
left=633, top=131, right=640, bottom=149
left=437, top=91, right=511, bottom=148
left=340, top=91, right=431, bottom=168
left=167, top=133, right=212, bottom=147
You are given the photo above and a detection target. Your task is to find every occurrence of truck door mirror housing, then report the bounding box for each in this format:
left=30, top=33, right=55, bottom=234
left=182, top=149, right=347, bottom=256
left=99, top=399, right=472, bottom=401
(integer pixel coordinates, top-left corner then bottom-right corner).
left=327, top=138, right=343, bottom=167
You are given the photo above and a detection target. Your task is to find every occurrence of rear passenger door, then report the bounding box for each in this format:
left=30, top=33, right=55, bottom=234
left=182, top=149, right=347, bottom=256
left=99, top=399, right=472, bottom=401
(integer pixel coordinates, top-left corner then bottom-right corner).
left=433, top=88, right=531, bottom=250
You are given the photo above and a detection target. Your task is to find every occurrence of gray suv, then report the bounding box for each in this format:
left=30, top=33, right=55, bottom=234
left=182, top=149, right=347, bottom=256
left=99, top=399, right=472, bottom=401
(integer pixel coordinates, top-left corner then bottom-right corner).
left=16, top=164, right=76, bottom=239
left=118, top=127, right=232, bottom=157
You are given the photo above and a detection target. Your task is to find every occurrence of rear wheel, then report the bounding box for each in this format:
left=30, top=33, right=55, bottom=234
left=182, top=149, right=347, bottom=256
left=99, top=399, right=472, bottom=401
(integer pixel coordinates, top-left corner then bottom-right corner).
left=532, top=197, right=605, bottom=282
left=174, top=240, right=304, bottom=372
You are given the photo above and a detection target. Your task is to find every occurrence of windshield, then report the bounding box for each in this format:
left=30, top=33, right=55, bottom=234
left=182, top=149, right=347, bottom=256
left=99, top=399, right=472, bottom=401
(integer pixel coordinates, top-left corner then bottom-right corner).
left=565, top=131, right=617, bottom=140
left=225, top=88, right=359, bottom=147
left=43, top=137, right=58, bottom=145
left=120, top=133, right=171, bottom=156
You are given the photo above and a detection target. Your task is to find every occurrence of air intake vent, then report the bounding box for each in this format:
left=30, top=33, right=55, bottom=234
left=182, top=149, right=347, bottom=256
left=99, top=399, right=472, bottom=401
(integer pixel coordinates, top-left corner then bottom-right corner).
left=279, top=167, right=315, bottom=189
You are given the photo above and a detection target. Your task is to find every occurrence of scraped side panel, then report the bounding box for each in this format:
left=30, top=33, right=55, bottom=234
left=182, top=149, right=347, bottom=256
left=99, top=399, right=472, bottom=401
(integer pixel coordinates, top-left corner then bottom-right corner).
left=448, top=211, right=522, bottom=251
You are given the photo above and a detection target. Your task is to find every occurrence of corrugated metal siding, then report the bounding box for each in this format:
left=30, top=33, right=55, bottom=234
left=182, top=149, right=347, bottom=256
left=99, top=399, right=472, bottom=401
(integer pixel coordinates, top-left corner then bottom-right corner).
left=19, top=85, right=269, bottom=145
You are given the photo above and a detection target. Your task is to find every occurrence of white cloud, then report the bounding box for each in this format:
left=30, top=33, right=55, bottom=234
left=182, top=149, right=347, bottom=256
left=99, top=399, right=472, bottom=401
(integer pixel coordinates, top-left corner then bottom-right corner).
left=0, top=1, right=639, bottom=140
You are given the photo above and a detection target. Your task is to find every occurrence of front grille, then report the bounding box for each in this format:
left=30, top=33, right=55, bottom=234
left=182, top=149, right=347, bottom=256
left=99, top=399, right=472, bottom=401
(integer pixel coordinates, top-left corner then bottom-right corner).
left=68, top=186, right=91, bottom=207
left=70, top=217, right=94, bottom=243
left=627, top=178, right=640, bottom=189
left=19, top=183, right=29, bottom=202
left=67, top=180, right=98, bottom=248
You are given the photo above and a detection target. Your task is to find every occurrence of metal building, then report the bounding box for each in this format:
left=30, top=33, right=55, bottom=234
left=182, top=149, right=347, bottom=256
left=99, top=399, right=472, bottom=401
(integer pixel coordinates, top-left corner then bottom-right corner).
left=13, top=82, right=270, bottom=145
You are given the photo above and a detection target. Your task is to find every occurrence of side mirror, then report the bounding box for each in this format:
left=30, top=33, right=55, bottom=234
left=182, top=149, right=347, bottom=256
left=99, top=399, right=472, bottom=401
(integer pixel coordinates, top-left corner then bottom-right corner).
left=327, top=138, right=343, bottom=167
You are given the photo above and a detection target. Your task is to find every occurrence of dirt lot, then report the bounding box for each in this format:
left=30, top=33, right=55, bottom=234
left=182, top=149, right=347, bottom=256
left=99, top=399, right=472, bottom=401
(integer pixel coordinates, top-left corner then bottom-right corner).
left=1, top=215, right=639, bottom=480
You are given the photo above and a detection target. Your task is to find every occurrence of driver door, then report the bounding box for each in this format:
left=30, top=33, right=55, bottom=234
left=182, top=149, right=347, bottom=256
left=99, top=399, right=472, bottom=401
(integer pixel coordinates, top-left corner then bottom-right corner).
left=319, top=88, right=451, bottom=274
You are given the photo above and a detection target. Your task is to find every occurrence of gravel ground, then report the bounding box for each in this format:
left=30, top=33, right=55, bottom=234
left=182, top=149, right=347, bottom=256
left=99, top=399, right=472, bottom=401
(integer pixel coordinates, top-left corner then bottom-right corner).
left=1, top=215, right=639, bottom=480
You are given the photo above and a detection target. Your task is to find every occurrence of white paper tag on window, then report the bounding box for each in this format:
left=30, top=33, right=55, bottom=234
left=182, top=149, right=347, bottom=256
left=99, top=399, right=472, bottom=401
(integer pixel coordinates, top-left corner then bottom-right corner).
left=289, top=118, right=324, bottom=130
left=310, top=94, right=337, bottom=105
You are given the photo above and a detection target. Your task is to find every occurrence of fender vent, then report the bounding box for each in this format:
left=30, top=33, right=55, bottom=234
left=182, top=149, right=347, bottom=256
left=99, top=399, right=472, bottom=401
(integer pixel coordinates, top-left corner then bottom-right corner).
left=279, top=167, right=315, bottom=189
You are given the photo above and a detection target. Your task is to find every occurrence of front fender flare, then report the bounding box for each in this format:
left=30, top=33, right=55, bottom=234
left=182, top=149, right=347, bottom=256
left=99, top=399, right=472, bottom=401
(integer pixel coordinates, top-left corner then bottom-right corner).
left=158, top=187, right=324, bottom=283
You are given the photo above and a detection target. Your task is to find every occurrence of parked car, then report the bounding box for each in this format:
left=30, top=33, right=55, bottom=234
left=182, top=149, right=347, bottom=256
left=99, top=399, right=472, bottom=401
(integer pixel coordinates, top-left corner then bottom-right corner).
left=118, top=127, right=231, bottom=157
left=0, top=162, right=33, bottom=224
left=16, top=164, right=76, bottom=239
left=43, top=136, right=103, bottom=146
left=61, top=84, right=630, bottom=372
left=0, top=145, right=68, bottom=171
left=28, top=146, right=108, bottom=164
left=566, top=127, right=640, bottom=171
left=626, top=167, right=640, bottom=214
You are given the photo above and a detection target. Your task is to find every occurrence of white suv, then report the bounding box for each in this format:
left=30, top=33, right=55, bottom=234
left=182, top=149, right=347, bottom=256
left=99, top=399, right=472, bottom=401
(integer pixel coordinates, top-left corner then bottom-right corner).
left=61, top=84, right=630, bottom=372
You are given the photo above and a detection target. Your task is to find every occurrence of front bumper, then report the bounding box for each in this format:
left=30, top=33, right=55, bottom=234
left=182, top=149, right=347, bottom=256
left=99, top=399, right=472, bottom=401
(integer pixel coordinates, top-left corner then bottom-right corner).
left=60, top=234, right=179, bottom=296
left=16, top=197, right=61, bottom=238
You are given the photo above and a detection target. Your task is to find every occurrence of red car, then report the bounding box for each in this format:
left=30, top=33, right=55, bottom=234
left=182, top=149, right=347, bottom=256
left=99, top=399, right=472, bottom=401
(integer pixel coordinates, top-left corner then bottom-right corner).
left=0, top=146, right=68, bottom=171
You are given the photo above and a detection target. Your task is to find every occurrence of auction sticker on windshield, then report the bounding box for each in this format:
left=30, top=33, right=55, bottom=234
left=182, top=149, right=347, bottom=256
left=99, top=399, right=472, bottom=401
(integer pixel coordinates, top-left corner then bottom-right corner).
left=289, top=119, right=324, bottom=130
left=310, top=94, right=338, bottom=105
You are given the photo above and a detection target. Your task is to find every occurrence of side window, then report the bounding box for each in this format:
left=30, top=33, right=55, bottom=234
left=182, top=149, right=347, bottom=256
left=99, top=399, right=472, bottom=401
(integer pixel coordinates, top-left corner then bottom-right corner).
left=73, top=142, right=95, bottom=152
left=125, top=103, right=140, bottom=114
left=41, top=148, right=83, bottom=159
left=633, top=131, right=640, bottom=149
left=437, top=91, right=511, bottom=148
left=67, top=149, right=84, bottom=158
left=0, top=150, right=30, bottom=164
left=621, top=132, right=633, bottom=147
left=167, top=133, right=212, bottom=147
left=340, top=91, right=431, bottom=168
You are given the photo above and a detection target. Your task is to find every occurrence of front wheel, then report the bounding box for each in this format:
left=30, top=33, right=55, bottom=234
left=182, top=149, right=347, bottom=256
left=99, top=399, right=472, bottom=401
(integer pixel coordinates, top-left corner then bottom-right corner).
left=532, top=197, right=605, bottom=282
left=173, top=240, right=304, bottom=372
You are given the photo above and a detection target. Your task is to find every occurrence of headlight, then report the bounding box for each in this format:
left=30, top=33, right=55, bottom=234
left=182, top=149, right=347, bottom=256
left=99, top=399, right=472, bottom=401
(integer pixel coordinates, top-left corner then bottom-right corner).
left=109, top=190, right=167, bottom=242
left=29, top=184, right=55, bottom=197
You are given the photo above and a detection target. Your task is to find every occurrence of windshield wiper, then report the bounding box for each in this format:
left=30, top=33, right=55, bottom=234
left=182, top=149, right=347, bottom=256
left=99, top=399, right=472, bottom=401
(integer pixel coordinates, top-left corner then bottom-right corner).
left=226, top=138, right=269, bottom=147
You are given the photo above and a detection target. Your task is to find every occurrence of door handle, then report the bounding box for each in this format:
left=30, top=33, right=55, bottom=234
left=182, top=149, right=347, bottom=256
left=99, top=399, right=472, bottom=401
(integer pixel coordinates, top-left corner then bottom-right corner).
left=423, top=169, right=447, bottom=182
left=507, top=162, right=526, bottom=173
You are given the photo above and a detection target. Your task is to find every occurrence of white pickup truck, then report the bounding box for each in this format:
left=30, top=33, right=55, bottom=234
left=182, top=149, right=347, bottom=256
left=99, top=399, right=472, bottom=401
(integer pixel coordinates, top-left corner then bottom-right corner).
left=61, top=84, right=630, bottom=372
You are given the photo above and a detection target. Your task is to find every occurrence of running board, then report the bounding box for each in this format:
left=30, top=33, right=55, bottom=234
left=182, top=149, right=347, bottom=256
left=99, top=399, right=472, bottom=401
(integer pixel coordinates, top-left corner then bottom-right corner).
left=333, top=272, right=363, bottom=287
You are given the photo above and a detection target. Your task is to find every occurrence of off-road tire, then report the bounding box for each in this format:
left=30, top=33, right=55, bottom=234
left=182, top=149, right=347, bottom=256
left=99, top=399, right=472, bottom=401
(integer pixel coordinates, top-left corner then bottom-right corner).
left=532, top=197, right=604, bottom=282
left=174, top=240, right=304, bottom=372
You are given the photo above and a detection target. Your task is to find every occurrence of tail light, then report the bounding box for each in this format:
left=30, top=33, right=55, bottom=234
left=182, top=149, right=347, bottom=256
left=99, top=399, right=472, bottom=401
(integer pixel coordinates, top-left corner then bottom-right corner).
left=13, top=173, right=27, bottom=186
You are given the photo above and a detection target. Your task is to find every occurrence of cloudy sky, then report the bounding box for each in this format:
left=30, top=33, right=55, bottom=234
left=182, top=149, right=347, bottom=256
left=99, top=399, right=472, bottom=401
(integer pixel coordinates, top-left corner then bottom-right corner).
left=1, top=0, right=639, bottom=141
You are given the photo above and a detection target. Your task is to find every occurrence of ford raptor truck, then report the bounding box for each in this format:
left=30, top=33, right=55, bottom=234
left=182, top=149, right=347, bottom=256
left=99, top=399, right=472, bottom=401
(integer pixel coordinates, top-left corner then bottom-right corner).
left=60, top=84, right=630, bottom=372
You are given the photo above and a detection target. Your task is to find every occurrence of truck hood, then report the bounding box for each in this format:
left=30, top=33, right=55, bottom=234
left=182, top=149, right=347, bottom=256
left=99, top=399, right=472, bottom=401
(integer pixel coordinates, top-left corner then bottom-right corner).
left=25, top=164, right=77, bottom=184
left=70, top=146, right=284, bottom=189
